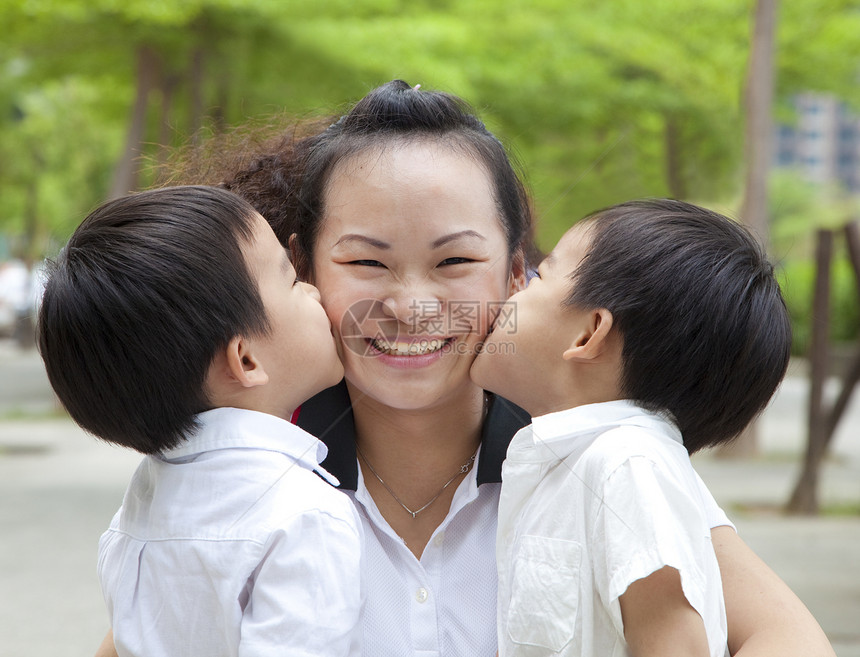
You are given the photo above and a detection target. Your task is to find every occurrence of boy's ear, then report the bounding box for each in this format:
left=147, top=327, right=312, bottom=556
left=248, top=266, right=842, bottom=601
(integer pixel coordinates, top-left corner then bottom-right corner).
left=508, top=250, right=528, bottom=296
left=224, top=335, right=269, bottom=388
left=562, top=308, right=614, bottom=361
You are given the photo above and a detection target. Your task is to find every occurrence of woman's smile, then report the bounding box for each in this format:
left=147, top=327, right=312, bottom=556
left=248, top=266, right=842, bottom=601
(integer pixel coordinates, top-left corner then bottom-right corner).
left=369, top=335, right=455, bottom=357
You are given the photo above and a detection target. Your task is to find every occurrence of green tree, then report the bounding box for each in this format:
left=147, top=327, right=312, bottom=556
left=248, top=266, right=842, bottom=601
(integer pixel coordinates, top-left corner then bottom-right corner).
left=4, top=0, right=860, bottom=257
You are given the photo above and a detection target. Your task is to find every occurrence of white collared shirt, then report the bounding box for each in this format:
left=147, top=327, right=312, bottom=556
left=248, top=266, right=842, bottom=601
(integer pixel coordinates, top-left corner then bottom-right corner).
left=98, top=407, right=363, bottom=657
left=346, top=447, right=502, bottom=656
left=497, top=401, right=729, bottom=657
left=344, top=441, right=729, bottom=656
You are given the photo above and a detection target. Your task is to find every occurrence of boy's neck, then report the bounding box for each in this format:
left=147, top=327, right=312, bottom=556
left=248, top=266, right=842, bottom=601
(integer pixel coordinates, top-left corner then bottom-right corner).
left=524, top=363, right=623, bottom=418
left=206, top=392, right=296, bottom=424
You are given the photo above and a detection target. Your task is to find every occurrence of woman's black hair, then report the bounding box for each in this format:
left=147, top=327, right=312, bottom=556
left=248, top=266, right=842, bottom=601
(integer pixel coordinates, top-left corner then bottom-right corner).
left=566, top=198, right=791, bottom=453
left=37, top=185, right=270, bottom=454
left=220, top=80, right=536, bottom=278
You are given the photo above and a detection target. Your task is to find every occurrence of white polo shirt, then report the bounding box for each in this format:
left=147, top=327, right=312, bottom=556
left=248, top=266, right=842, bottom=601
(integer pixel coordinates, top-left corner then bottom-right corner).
left=98, top=407, right=363, bottom=657
left=299, top=385, right=732, bottom=656
left=497, top=401, right=729, bottom=657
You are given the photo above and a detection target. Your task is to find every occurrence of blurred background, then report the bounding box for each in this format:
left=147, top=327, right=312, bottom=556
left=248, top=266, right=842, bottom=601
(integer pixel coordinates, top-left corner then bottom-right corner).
left=1, top=0, right=859, bottom=655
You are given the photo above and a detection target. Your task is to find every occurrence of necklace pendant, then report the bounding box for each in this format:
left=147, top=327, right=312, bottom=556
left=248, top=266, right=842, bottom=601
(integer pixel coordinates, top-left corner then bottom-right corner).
left=356, top=443, right=478, bottom=521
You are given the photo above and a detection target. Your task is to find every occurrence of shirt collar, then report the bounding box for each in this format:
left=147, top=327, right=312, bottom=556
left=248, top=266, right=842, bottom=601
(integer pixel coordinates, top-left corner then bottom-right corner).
left=295, top=380, right=531, bottom=490
left=160, top=407, right=337, bottom=485
left=530, top=399, right=682, bottom=447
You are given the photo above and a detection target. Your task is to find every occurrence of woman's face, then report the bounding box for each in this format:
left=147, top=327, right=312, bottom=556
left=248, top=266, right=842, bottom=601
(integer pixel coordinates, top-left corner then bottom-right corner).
left=308, top=140, right=520, bottom=412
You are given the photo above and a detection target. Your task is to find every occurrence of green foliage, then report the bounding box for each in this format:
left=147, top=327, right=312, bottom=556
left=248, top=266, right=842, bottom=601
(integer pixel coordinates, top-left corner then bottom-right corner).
left=0, top=75, right=122, bottom=258
left=1, top=0, right=859, bottom=365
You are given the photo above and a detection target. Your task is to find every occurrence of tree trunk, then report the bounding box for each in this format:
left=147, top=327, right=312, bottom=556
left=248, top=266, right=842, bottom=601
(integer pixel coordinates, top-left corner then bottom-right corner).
left=786, top=229, right=833, bottom=513
left=189, top=46, right=206, bottom=142
left=664, top=113, right=687, bottom=199
left=739, top=0, right=777, bottom=245
left=14, top=149, right=42, bottom=348
left=109, top=45, right=159, bottom=199
left=212, top=60, right=229, bottom=135
left=787, top=222, right=860, bottom=513
left=156, top=74, right=180, bottom=171
left=22, top=148, right=43, bottom=263
left=718, top=0, right=778, bottom=458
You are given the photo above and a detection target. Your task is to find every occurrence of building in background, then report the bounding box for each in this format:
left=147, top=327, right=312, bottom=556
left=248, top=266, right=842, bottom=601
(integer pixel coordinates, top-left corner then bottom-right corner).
left=774, top=93, right=860, bottom=192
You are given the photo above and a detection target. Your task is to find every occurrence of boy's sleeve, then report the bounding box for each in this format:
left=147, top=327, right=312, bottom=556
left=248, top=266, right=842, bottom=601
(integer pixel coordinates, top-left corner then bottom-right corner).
left=588, top=448, right=714, bottom=635
left=692, top=467, right=736, bottom=531
left=238, top=502, right=363, bottom=657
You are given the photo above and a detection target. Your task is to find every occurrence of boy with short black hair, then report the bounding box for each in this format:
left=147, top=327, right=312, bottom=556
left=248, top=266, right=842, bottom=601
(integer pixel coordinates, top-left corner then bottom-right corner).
left=38, top=185, right=361, bottom=656
left=471, top=198, right=792, bottom=657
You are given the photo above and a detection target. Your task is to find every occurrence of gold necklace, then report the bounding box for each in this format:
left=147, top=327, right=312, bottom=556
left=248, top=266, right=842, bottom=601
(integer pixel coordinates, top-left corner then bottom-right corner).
left=355, top=443, right=478, bottom=519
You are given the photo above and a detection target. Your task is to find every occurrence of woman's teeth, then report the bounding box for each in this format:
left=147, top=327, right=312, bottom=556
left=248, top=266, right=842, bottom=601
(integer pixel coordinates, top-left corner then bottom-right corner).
left=371, top=337, right=449, bottom=356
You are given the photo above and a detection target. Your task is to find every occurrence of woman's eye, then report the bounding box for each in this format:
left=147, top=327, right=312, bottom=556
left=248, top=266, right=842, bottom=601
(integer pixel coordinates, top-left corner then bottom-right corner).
left=439, top=257, right=474, bottom=266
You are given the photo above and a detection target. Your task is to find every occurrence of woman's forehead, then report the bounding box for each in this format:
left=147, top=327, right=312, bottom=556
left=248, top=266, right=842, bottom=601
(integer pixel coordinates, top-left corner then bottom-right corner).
left=326, top=139, right=490, bottom=188
left=319, top=143, right=506, bottom=243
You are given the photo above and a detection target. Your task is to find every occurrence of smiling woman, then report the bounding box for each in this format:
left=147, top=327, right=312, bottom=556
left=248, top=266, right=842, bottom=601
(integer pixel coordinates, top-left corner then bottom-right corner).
left=95, top=80, right=836, bottom=657
left=311, top=139, right=518, bottom=410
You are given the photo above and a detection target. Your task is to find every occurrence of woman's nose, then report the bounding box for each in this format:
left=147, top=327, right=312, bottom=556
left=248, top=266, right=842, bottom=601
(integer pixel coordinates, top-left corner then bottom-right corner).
left=382, top=286, right=443, bottom=329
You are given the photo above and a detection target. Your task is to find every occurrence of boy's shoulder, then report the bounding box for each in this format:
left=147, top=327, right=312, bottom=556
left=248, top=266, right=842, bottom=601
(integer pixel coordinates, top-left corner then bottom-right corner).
left=575, top=420, right=687, bottom=480
left=170, top=407, right=328, bottom=464
left=143, top=407, right=357, bottom=531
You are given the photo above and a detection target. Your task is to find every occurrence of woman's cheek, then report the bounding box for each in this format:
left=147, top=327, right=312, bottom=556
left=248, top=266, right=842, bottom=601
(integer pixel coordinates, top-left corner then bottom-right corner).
left=467, top=277, right=514, bottom=337
left=317, top=279, right=369, bottom=326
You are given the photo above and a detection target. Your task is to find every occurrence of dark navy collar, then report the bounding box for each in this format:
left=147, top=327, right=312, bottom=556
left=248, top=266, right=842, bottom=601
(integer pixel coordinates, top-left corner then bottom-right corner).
left=295, top=380, right=531, bottom=490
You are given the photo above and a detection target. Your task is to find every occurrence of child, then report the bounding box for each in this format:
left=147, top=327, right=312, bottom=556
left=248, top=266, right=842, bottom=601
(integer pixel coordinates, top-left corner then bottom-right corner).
left=471, top=199, right=791, bottom=657
left=37, top=186, right=362, bottom=656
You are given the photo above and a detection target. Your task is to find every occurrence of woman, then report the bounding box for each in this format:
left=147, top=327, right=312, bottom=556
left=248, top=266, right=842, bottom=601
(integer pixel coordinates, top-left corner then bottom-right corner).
left=97, top=80, right=833, bottom=656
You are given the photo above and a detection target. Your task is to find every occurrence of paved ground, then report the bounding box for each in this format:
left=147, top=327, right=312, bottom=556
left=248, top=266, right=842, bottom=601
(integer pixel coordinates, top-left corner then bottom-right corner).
left=1, top=345, right=858, bottom=656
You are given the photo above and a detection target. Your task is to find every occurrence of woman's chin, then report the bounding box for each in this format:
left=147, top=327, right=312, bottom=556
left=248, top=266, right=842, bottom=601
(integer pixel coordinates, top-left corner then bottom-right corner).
left=343, top=361, right=480, bottom=413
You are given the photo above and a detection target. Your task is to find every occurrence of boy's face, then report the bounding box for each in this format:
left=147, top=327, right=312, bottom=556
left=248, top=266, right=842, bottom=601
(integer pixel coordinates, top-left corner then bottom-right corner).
left=245, top=213, right=344, bottom=416
left=470, top=224, right=593, bottom=415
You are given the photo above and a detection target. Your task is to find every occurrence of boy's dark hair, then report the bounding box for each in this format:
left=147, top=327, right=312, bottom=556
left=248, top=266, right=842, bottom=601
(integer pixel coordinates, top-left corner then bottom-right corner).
left=37, top=185, right=270, bottom=454
left=567, top=198, right=791, bottom=454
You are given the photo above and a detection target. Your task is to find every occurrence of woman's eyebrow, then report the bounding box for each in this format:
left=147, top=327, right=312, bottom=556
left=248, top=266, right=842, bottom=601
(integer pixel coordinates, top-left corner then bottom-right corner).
left=333, top=234, right=391, bottom=249
left=431, top=230, right=486, bottom=249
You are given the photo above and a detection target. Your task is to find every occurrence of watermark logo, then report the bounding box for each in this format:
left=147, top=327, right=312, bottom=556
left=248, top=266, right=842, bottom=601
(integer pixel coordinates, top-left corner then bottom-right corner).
left=339, top=298, right=400, bottom=357
left=404, top=300, right=518, bottom=336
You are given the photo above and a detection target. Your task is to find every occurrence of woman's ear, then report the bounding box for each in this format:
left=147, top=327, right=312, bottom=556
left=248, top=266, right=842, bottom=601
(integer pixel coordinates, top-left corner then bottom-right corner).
left=224, top=335, right=269, bottom=388
left=562, top=308, right=614, bottom=361
left=288, top=233, right=312, bottom=283
left=508, top=250, right=528, bottom=296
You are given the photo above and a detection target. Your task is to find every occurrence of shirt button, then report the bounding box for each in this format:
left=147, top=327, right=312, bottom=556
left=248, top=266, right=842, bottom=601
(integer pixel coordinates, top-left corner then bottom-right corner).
left=433, top=533, right=445, bottom=547
left=416, top=587, right=429, bottom=603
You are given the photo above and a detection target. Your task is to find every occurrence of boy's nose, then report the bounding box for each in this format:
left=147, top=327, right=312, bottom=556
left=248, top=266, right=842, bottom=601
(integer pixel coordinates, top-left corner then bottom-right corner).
left=301, top=282, right=322, bottom=302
